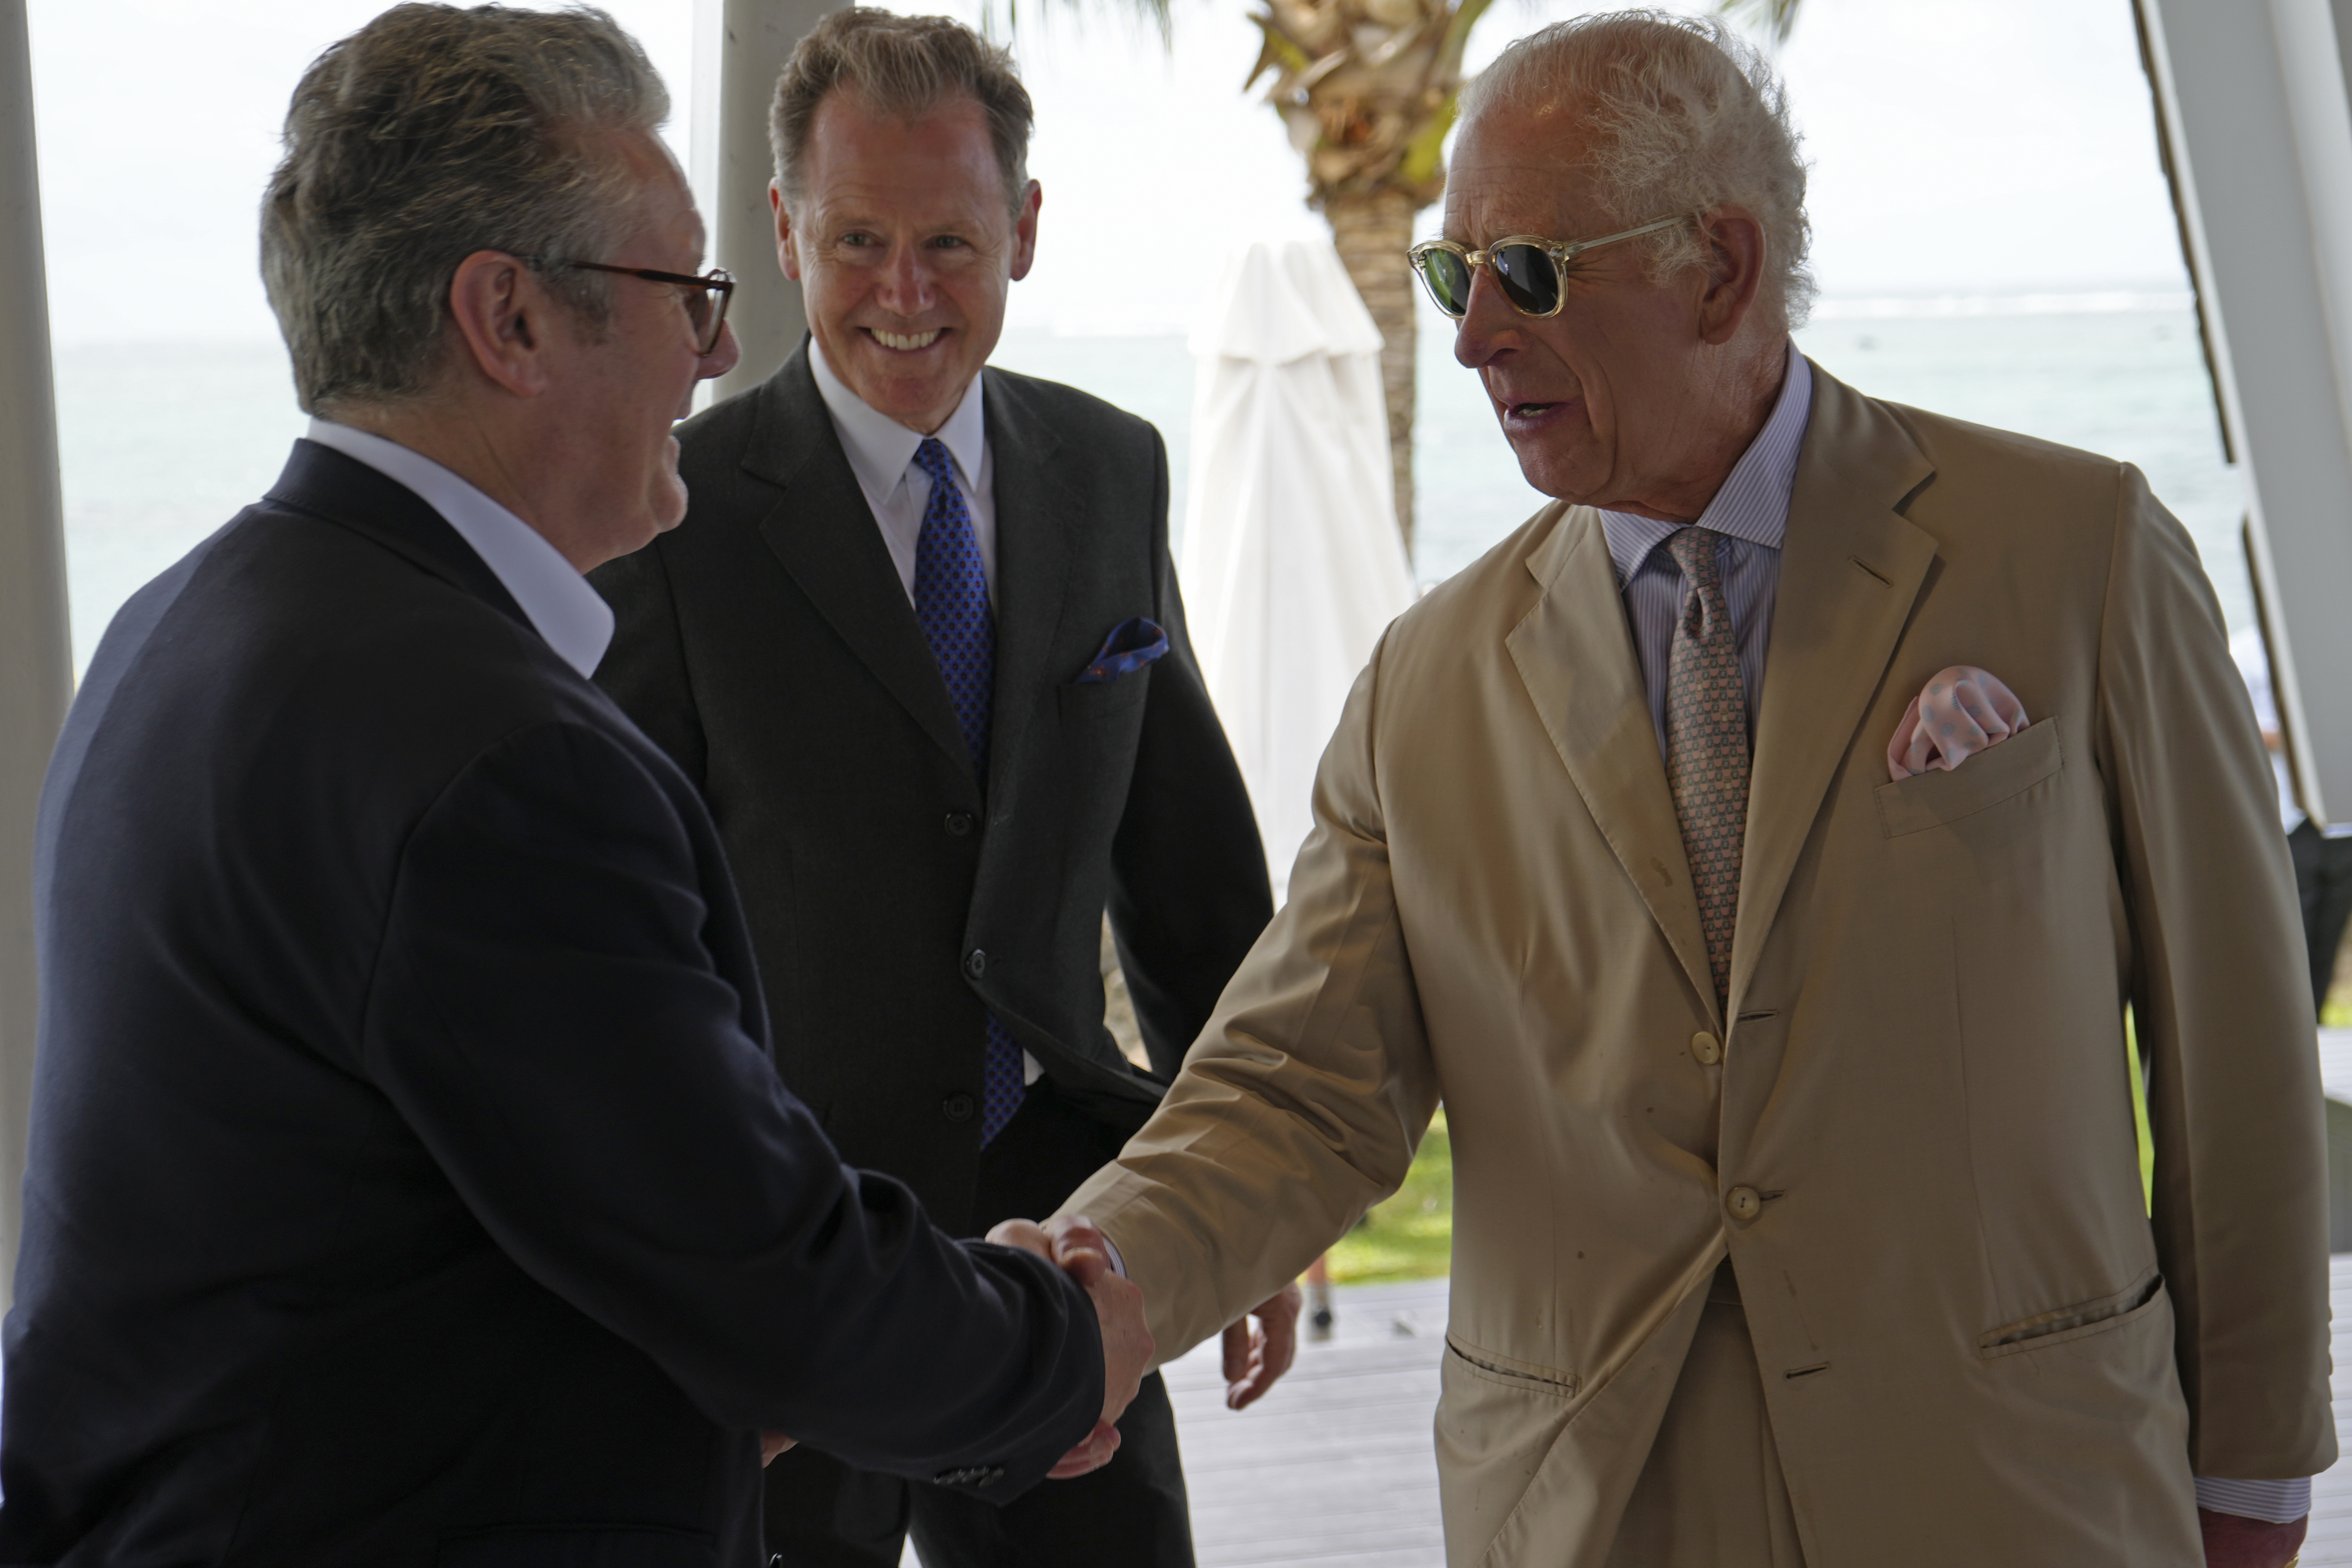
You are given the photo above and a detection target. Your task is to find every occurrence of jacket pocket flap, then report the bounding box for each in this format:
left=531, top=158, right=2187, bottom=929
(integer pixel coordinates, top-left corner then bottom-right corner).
left=1875, top=718, right=2062, bottom=838
left=1978, top=1269, right=2161, bottom=1358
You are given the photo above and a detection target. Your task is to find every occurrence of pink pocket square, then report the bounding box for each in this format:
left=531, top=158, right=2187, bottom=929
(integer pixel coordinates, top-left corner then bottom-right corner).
left=1887, top=666, right=2029, bottom=781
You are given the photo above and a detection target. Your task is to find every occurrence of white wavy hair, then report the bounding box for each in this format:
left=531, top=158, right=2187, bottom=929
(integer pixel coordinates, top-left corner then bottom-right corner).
left=1457, top=10, right=1814, bottom=332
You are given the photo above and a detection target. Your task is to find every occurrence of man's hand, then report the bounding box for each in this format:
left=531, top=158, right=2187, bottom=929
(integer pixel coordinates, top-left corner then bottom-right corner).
left=987, top=1215, right=1154, bottom=1480
left=2199, top=1507, right=2305, bottom=1567
left=1222, top=1282, right=1304, bottom=1410
left=759, top=1432, right=796, bottom=1466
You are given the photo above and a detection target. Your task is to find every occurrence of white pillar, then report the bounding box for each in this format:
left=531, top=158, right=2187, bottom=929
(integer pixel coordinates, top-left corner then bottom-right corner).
left=0, top=0, right=74, bottom=1309
left=695, top=0, right=846, bottom=404
left=2139, top=0, right=2352, bottom=825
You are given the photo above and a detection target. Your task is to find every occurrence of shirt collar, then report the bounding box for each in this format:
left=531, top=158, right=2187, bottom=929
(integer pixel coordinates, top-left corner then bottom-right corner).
left=808, top=334, right=988, bottom=495
left=302, top=418, right=615, bottom=679
left=1597, top=343, right=1813, bottom=586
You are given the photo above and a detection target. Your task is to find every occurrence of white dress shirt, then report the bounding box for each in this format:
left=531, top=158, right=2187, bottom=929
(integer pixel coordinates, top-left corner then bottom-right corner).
left=808, top=336, right=997, bottom=609
left=303, top=419, right=615, bottom=680
left=1589, top=344, right=2309, bottom=1528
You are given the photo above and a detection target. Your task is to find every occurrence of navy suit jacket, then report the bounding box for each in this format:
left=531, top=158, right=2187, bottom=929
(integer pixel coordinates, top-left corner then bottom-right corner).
left=0, top=441, right=1102, bottom=1567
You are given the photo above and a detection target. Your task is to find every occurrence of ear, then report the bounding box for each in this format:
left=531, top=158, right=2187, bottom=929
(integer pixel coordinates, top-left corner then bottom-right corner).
left=1009, top=179, right=1042, bottom=283
left=1694, top=205, right=1767, bottom=346
left=771, top=182, right=802, bottom=283
left=446, top=250, right=555, bottom=398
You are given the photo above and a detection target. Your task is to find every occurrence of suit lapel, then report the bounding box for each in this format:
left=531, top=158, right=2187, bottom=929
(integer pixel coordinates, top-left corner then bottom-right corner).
left=978, top=370, right=1075, bottom=807
left=1508, top=506, right=1719, bottom=1022
left=1730, top=365, right=1937, bottom=1004
left=746, top=349, right=976, bottom=790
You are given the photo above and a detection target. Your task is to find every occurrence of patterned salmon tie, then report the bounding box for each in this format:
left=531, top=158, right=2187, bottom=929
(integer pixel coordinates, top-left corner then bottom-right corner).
left=912, top=438, right=1025, bottom=1145
left=1664, top=526, right=1751, bottom=1007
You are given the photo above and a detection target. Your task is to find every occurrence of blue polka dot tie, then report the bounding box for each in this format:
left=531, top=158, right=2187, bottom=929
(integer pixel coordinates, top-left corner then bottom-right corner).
left=1664, top=526, right=1750, bottom=1010
left=912, top=438, right=1024, bottom=1145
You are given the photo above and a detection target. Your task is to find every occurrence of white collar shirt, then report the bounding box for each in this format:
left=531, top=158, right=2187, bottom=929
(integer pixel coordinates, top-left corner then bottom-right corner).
left=303, top=418, right=614, bottom=679
left=1595, top=344, right=1812, bottom=756
left=808, top=336, right=997, bottom=610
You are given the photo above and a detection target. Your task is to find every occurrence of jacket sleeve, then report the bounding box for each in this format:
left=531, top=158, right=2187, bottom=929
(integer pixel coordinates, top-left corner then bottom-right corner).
left=364, top=719, right=1101, bottom=1497
left=2097, top=466, right=2337, bottom=1481
left=588, top=539, right=708, bottom=788
left=1065, top=639, right=1440, bottom=1362
left=1107, top=427, right=1276, bottom=1079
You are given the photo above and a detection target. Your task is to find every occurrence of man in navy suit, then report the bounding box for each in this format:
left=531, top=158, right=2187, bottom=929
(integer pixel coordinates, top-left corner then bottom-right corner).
left=0, top=9, right=1147, bottom=1565
left=591, top=12, right=1291, bottom=1566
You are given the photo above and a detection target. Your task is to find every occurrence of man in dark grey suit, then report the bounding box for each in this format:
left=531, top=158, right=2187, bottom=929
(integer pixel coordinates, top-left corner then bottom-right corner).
left=591, top=12, right=1292, bottom=1567
left=0, top=10, right=1148, bottom=1566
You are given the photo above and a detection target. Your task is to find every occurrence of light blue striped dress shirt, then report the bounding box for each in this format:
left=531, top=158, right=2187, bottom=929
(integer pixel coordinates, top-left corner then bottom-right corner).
left=1598, top=346, right=1809, bottom=759
left=1592, top=343, right=2310, bottom=1528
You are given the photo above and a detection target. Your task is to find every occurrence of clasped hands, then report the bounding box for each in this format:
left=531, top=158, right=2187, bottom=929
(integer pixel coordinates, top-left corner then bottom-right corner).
left=755, top=1215, right=1300, bottom=1479
left=988, top=1215, right=1304, bottom=1479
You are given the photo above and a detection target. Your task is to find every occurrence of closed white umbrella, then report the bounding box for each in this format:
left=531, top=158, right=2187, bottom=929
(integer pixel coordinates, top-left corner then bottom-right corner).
left=1181, top=239, right=1418, bottom=902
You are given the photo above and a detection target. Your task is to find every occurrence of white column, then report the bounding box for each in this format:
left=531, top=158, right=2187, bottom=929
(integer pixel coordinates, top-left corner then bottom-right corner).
left=2140, top=0, right=2352, bottom=825
left=0, top=0, right=74, bottom=1308
left=694, top=0, right=846, bottom=405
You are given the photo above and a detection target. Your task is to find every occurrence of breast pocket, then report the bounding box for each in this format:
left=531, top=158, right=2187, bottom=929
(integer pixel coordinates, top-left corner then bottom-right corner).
left=1058, top=668, right=1153, bottom=723
left=1874, top=718, right=2063, bottom=838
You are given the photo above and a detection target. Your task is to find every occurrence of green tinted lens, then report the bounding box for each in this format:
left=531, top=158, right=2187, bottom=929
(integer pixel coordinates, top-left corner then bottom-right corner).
left=1491, top=243, right=1561, bottom=316
left=1414, top=248, right=1474, bottom=316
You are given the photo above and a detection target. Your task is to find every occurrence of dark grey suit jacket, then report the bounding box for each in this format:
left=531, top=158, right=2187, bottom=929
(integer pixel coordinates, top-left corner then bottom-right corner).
left=0, top=442, right=1103, bottom=1567
left=592, top=348, right=1271, bottom=1234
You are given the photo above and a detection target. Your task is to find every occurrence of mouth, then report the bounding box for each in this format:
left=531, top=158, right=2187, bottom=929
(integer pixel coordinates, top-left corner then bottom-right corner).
left=867, top=327, right=944, bottom=352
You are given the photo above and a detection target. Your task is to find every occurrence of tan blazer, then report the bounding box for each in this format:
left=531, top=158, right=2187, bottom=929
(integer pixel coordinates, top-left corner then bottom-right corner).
left=1059, top=363, right=2336, bottom=1567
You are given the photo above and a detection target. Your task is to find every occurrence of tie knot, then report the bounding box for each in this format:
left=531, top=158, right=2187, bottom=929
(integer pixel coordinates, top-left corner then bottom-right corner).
left=1666, top=525, right=1723, bottom=588
left=916, top=437, right=956, bottom=487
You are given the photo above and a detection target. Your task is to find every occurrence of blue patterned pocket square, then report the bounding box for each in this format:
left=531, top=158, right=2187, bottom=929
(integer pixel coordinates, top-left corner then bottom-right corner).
left=1075, top=617, right=1169, bottom=683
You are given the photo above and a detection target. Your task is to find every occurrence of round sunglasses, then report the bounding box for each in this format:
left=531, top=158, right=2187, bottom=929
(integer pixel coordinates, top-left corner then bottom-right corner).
left=1408, top=213, right=1691, bottom=319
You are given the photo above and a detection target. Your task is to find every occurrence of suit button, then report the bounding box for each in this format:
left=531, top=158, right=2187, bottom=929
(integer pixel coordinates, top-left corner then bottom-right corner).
left=945, top=811, right=974, bottom=836
left=964, top=949, right=987, bottom=979
left=1725, top=1185, right=1762, bottom=1223
left=943, top=1093, right=975, bottom=1122
left=1690, top=1030, right=1721, bottom=1065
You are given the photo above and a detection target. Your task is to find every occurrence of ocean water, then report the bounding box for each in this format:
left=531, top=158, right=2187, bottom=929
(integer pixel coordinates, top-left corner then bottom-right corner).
left=50, top=297, right=2244, bottom=675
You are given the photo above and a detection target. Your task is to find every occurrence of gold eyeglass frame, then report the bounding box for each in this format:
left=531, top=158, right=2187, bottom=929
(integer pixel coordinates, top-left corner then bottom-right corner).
left=1408, top=213, right=1692, bottom=319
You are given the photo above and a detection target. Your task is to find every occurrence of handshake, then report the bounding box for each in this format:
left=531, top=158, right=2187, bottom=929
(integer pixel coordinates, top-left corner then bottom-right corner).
left=761, top=1217, right=1304, bottom=1479
left=986, top=1216, right=1306, bottom=1479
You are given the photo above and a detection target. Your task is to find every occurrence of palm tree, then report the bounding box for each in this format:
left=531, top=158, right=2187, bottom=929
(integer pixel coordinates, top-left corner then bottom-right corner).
left=1242, top=0, right=1491, bottom=555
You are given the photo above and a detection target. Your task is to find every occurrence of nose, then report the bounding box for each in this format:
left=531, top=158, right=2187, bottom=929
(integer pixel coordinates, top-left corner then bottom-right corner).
left=698, top=318, right=742, bottom=382
left=874, top=242, right=937, bottom=317
left=1451, top=264, right=1522, bottom=371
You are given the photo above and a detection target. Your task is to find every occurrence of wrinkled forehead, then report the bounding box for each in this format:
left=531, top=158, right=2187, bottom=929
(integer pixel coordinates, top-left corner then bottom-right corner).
left=1442, top=103, right=1612, bottom=246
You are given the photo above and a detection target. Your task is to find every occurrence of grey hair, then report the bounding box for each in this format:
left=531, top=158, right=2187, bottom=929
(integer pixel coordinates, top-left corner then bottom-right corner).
left=770, top=10, right=1034, bottom=221
left=1459, top=11, right=1814, bottom=332
left=261, top=4, right=670, bottom=415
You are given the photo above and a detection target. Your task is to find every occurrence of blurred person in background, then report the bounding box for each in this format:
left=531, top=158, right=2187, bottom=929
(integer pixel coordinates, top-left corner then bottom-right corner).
left=591, top=12, right=1293, bottom=1566
left=2231, top=624, right=2352, bottom=1015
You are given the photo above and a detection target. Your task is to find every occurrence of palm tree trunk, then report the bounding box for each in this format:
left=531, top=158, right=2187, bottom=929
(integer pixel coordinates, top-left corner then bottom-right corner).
left=1325, top=186, right=1421, bottom=559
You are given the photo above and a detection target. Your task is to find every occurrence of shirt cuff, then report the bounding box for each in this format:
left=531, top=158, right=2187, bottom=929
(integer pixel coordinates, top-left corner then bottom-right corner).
left=1102, top=1236, right=1126, bottom=1279
left=2193, top=1474, right=2311, bottom=1524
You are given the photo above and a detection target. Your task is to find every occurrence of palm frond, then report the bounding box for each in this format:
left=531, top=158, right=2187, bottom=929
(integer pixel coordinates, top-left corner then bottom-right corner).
left=1715, top=0, right=1800, bottom=45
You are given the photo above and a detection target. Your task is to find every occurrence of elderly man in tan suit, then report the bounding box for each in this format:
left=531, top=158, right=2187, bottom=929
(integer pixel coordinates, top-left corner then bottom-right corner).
left=1047, top=12, right=2336, bottom=1567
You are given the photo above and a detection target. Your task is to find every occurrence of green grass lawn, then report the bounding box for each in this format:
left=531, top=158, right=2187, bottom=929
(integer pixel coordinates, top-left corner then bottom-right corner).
left=1327, top=1109, right=1454, bottom=1285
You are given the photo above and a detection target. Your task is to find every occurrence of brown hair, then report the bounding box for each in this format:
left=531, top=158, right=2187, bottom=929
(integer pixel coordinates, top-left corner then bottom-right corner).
left=770, top=10, right=1034, bottom=219
left=261, top=4, right=668, bottom=414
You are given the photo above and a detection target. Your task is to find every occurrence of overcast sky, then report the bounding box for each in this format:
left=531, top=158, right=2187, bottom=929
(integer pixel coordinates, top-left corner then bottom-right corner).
left=25, top=0, right=2187, bottom=347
